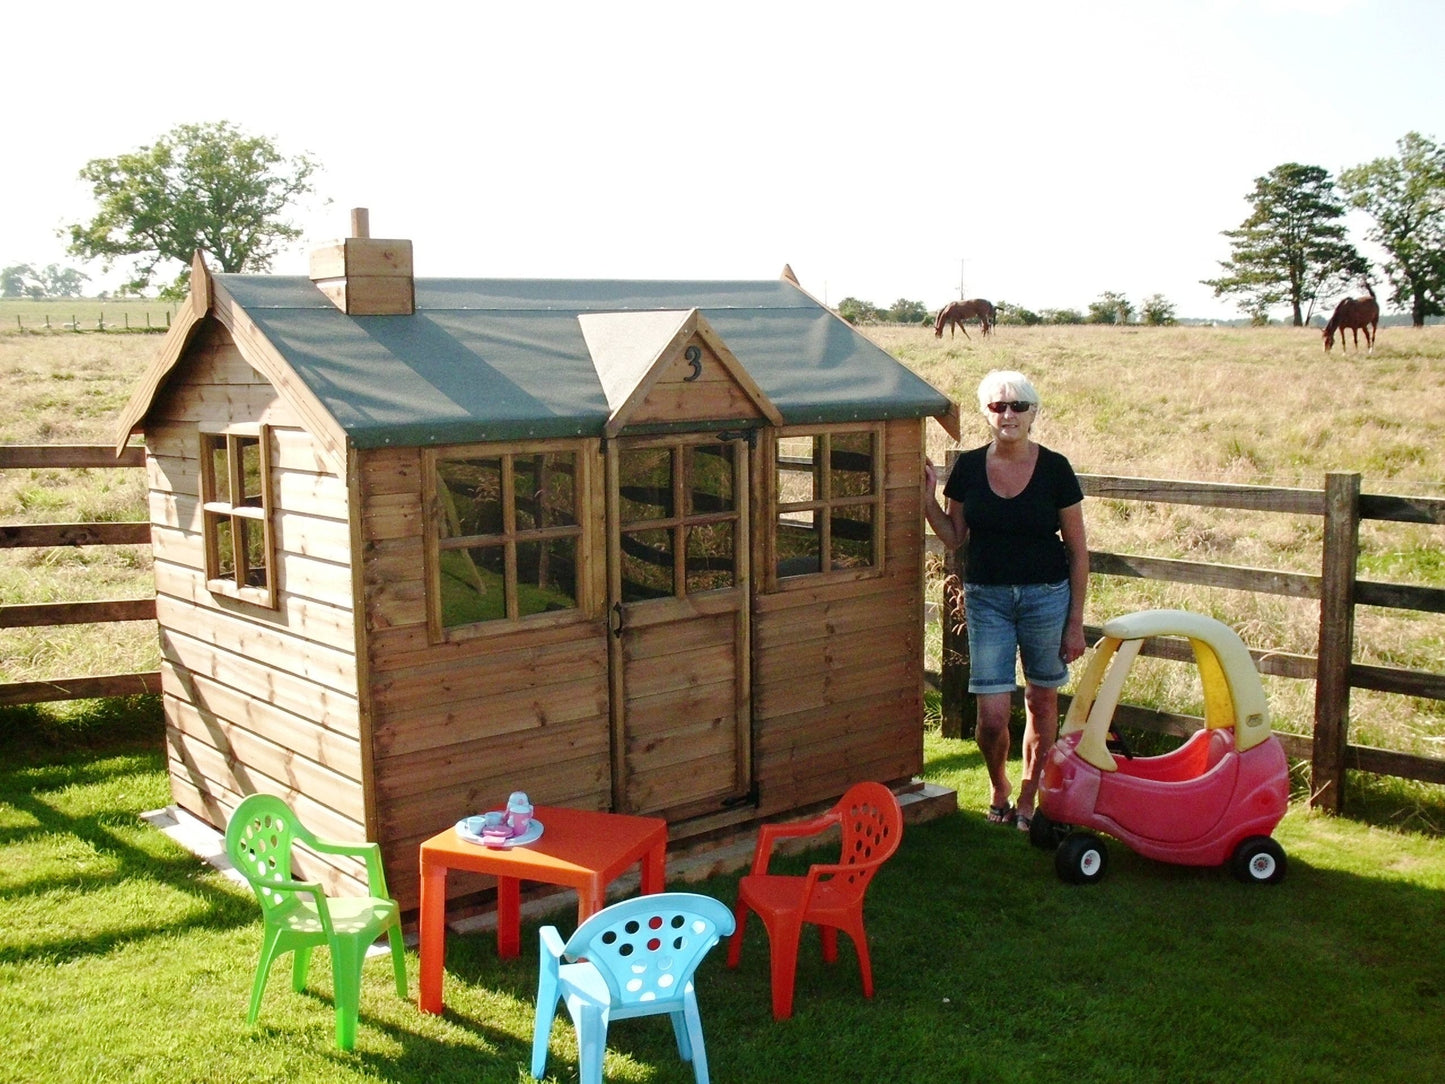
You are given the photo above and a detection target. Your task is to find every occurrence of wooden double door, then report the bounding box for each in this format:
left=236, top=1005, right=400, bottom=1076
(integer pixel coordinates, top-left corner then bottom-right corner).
left=604, top=432, right=752, bottom=819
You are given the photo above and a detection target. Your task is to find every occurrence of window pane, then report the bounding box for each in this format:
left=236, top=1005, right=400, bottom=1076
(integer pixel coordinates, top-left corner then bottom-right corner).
left=776, top=435, right=817, bottom=505
left=212, top=515, right=235, bottom=579
left=686, top=522, right=735, bottom=593
left=831, top=504, right=874, bottom=568
left=237, top=436, right=264, bottom=507
left=619, top=448, right=673, bottom=523
left=621, top=528, right=673, bottom=602
left=438, top=457, right=503, bottom=539
left=514, top=452, right=578, bottom=531
left=439, top=544, right=507, bottom=625
left=831, top=432, right=875, bottom=498
left=516, top=537, right=578, bottom=616
left=776, top=512, right=821, bottom=577
left=205, top=436, right=228, bottom=504
left=237, top=517, right=269, bottom=588
left=686, top=443, right=734, bottom=515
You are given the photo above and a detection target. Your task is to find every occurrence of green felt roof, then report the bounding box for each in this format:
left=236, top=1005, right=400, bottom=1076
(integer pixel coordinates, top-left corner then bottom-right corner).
left=215, top=275, right=951, bottom=448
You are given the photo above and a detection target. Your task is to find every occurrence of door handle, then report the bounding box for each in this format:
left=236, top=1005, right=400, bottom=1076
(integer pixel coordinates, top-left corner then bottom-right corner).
left=609, top=601, right=624, bottom=637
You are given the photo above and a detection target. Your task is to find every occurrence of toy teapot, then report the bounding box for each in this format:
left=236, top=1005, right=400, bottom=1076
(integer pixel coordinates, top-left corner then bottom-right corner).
left=505, top=791, right=533, bottom=835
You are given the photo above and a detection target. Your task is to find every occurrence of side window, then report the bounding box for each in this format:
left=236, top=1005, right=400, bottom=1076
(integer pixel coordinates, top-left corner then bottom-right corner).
left=775, top=427, right=881, bottom=580
left=429, top=445, right=586, bottom=635
left=200, top=428, right=276, bottom=607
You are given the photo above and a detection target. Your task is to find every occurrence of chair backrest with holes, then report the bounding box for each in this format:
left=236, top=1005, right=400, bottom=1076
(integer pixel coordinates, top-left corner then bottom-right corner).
left=561, top=892, right=735, bottom=1008
left=225, top=793, right=315, bottom=915
left=828, top=781, right=904, bottom=896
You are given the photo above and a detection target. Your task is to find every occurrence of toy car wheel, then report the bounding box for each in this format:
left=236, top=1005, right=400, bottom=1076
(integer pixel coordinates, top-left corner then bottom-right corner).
left=1056, top=834, right=1108, bottom=884
left=1230, top=836, right=1287, bottom=884
left=1029, top=809, right=1064, bottom=851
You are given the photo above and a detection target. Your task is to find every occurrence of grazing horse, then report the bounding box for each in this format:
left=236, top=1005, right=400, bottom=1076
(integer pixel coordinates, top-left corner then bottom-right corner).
left=934, top=298, right=996, bottom=339
left=1323, top=282, right=1379, bottom=354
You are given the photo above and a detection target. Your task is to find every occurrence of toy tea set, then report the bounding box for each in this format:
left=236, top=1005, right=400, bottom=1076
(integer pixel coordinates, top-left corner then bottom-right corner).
left=456, top=791, right=543, bottom=848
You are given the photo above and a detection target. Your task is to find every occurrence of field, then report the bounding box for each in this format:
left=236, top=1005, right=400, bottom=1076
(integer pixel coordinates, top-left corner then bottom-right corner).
left=0, top=297, right=178, bottom=334
left=1, top=321, right=1442, bottom=814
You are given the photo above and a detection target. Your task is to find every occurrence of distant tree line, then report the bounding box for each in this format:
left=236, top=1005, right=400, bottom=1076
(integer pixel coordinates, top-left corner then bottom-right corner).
left=1, top=263, right=90, bottom=299
left=836, top=291, right=1178, bottom=327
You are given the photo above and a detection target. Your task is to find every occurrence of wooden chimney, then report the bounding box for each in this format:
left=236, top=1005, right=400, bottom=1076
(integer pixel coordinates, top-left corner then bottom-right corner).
left=309, top=207, right=415, bottom=315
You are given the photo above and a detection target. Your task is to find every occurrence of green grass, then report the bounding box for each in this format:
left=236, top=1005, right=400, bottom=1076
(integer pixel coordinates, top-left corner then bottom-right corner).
left=3, top=717, right=1444, bottom=1083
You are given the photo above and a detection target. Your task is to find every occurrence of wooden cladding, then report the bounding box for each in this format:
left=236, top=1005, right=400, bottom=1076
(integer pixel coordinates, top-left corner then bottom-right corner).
left=308, top=238, right=415, bottom=316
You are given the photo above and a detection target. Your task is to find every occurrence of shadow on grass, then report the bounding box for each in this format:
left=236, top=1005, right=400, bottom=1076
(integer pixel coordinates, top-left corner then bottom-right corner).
left=0, top=708, right=257, bottom=967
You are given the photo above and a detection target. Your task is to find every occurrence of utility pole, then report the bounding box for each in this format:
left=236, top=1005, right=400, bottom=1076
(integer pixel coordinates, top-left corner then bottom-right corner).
left=958, top=258, right=967, bottom=300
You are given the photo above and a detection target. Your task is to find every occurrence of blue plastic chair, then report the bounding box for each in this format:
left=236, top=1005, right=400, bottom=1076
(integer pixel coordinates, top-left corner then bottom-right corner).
left=530, top=892, right=736, bottom=1084
left=225, top=793, right=407, bottom=1050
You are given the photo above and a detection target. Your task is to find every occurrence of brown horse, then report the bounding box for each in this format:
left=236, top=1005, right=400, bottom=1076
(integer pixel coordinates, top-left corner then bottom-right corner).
left=935, top=298, right=996, bottom=339
left=1323, top=282, right=1379, bottom=354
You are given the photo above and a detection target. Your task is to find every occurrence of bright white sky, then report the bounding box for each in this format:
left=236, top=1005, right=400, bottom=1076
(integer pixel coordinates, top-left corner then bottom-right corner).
left=4, top=0, right=1440, bottom=320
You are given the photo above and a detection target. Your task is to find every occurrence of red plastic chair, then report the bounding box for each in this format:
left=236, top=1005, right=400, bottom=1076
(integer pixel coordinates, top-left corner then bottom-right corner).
left=726, top=782, right=903, bottom=1019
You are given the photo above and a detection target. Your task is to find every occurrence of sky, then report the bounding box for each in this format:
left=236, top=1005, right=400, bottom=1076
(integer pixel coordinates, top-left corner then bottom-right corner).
left=4, top=0, right=1441, bottom=321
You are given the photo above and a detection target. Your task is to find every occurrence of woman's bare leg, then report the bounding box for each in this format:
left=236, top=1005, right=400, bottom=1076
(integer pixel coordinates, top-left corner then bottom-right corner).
left=1015, top=684, right=1059, bottom=820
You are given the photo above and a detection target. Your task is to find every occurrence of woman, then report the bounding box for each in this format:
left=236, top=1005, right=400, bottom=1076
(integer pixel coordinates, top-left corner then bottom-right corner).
left=922, top=370, right=1088, bottom=831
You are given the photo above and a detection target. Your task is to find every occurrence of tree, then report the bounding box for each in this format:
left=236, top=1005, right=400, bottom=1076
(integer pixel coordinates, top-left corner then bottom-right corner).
left=1, top=264, right=35, bottom=298
left=1338, top=132, right=1445, bottom=328
left=1087, top=291, right=1133, bottom=325
left=996, top=300, right=1041, bottom=326
left=887, top=298, right=929, bottom=325
left=836, top=297, right=880, bottom=324
left=1140, top=293, right=1177, bottom=326
left=66, top=120, right=321, bottom=298
left=39, top=264, right=89, bottom=298
left=1041, top=307, right=1084, bottom=325
left=1202, top=163, right=1366, bottom=326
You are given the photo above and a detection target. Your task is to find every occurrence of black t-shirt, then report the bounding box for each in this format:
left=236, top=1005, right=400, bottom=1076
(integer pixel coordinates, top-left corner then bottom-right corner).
left=942, top=443, right=1084, bottom=585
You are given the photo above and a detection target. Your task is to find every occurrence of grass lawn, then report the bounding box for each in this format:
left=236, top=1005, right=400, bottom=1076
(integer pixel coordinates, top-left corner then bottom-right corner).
left=3, top=710, right=1443, bottom=1084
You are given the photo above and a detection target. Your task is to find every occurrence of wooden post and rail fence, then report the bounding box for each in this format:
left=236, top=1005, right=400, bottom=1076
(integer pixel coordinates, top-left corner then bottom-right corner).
left=3, top=444, right=1443, bottom=815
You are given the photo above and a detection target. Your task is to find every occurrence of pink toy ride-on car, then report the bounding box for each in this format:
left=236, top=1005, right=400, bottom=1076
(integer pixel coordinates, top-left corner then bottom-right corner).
left=1032, top=609, right=1289, bottom=885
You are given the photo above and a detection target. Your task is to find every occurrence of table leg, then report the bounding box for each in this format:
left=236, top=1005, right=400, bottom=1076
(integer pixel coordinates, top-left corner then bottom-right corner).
left=497, top=875, right=522, bottom=958
left=418, top=858, right=448, bottom=1014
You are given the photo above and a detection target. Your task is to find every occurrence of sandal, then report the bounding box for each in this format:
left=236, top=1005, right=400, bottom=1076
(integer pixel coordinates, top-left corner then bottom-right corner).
left=986, top=803, right=1016, bottom=826
left=1015, top=812, right=1033, bottom=833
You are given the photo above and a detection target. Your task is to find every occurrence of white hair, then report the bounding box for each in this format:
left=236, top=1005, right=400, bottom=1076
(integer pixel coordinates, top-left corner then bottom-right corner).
left=976, top=369, right=1041, bottom=412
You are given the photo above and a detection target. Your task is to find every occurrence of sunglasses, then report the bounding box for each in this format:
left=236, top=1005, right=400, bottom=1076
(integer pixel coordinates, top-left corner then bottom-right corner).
left=986, top=401, right=1034, bottom=414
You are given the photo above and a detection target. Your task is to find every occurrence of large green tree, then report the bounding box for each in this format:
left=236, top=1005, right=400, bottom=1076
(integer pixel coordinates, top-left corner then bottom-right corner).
left=66, top=121, right=321, bottom=297
left=1203, top=163, right=1366, bottom=326
left=1338, top=131, right=1445, bottom=328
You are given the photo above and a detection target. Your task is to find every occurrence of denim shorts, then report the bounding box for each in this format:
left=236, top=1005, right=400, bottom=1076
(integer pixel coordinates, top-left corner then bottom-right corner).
left=963, top=580, right=1072, bottom=694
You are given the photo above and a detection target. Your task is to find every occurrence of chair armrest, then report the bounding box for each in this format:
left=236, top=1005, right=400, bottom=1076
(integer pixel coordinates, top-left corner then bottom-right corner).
left=307, top=837, right=392, bottom=899
left=750, top=810, right=841, bottom=875
left=539, top=925, right=566, bottom=966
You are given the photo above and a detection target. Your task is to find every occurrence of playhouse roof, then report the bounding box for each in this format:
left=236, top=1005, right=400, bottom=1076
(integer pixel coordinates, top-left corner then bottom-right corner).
left=153, top=274, right=953, bottom=450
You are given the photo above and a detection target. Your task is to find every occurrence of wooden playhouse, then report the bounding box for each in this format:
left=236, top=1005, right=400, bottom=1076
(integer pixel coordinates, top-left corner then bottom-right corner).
left=116, top=212, right=960, bottom=910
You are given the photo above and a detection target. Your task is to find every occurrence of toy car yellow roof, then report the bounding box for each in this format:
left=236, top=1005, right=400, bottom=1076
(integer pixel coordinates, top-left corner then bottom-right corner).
left=1062, top=609, right=1272, bottom=771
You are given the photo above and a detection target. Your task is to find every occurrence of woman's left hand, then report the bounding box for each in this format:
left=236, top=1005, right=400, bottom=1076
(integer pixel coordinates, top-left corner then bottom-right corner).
left=1061, top=621, right=1087, bottom=664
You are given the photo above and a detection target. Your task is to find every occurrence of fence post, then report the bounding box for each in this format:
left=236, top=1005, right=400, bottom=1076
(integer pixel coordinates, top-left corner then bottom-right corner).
left=1311, top=471, right=1360, bottom=813
left=938, top=450, right=973, bottom=739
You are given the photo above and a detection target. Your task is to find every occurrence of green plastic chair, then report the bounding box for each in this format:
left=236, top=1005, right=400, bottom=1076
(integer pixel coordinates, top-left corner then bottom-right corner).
left=225, top=793, right=407, bottom=1050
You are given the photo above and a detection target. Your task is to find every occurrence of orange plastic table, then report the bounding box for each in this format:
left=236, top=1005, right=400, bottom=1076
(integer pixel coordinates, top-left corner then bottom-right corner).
left=417, top=805, right=668, bottom=1014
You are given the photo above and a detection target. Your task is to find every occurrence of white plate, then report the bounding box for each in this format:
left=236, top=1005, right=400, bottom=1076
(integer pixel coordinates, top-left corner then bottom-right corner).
left=455, top=816, right=544, bottom=848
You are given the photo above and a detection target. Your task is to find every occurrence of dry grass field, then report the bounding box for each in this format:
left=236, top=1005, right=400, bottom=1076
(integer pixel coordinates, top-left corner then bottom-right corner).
left=2, top=322, right=1442, bottom=801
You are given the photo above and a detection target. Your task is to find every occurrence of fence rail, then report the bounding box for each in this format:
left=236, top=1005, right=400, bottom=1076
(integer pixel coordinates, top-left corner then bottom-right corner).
left=0, top=443, right=159, bottom=706
left=4, top=444, right=1443, bottom=814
